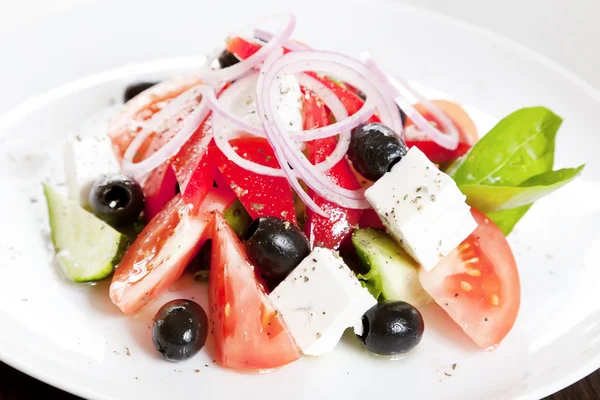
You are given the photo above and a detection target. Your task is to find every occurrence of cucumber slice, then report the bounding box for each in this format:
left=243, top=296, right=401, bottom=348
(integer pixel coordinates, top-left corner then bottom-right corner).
left=43, top=184, right=128, bottom=282
left=352, top=228, right=432, bottom=307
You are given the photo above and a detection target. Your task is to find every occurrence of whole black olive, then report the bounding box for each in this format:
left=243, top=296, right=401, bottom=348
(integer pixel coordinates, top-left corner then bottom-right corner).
left=218, top=50, right=240, bottom=69
left=347, top=123, right=408, bottom=181
left=152, top=299, right=209, bottom=362
left=357, top=301, right=424, bottom=356
left=243, top=217, right=310, bottom=290
left=123, top=81, right=158, bottom=103
left=89, top=175, right=145, bottom=227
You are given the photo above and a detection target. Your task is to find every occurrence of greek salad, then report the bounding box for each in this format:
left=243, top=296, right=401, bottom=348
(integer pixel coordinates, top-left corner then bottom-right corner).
left=43, top=14, right=584, bottom=370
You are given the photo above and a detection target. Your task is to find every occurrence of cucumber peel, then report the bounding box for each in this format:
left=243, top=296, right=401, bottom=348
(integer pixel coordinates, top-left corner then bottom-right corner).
left=352, top=228, right=432, bottom=307
left=43, top=183, right=128, bottom=282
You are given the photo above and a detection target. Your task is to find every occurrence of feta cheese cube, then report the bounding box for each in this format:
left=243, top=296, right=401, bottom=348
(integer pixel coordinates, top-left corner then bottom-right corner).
left=365, top=147, right=476, bottom=270
left=69, top=136, right=121, bottom=206
left=268, top=248, right=376, bottom=356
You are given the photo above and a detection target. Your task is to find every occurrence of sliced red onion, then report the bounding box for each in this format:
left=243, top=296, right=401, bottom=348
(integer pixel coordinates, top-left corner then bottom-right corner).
left=122, top=84, right=210, bottom=181
left=256, top=50, right=370, bottom=210
left=200, top=14, right=296, bottom=85
left=253, top=28, right=310, bottom=52
left=291, top=74, right=375, bottom=141
left=361, top=52, right=459, bottom=150
left=206, top=72, right=368, bottom=178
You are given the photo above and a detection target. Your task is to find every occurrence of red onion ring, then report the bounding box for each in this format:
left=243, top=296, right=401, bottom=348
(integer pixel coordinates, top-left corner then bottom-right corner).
left=206, top=72, right=371, bottom=180
left=361, top=52, right=459, bottom=150
left=200, top=14, right=296, bottom=85
left=256, top=50, right=370, bottom=211
left=122, top=84, right=210, bottom=181
left=253, top=28, right=310, bottom=52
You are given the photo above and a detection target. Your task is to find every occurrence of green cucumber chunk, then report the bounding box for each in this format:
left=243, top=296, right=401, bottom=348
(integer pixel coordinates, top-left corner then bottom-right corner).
left=352, top=228, right=431, bottom=307
left=43, top=184, right=128, bottom=282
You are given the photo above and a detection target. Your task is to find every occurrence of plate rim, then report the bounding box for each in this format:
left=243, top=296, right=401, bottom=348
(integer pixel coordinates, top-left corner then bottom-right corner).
left=1, top=2, right=599, bottom=399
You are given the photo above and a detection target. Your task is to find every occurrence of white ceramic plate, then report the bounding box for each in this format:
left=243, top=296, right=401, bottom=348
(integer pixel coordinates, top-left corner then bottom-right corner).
left=1, top=1, right=599, bottom=399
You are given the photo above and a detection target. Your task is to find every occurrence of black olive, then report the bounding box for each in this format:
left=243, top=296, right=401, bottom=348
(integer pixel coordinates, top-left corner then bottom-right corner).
left=218, top=50, right=240, bottom=69
left=347, top=123, right=408, bottom=181
left=123, top=81, right=158, bottom=103
left=89, top=175, right=145, bottom=227
left=357, top=301, right=424, bottom=356
left=243, top=217, right=310, bottom=291
left=152, top=299, right=209, bottom=362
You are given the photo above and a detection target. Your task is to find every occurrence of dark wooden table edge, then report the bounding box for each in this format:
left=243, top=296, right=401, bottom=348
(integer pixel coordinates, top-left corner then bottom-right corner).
left=0, top=362, right=597, bottom=399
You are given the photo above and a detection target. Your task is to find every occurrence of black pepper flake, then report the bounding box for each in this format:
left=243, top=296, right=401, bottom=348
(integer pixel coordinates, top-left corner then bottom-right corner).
left=312, top=267, right=316, bottom=271
left=444, top=372, right=452, bottom=377
left=454, top=293, right=459, bottom=297
left=312, top=258, right=317, bottom=263
left=452, top=363, right=457, bottom=370
left=322, top=312, right=326, bottom=315
left=403, top=194, right=408, bottom=201
left=484, top=317, right=488, bottom=322
left=304, top=276, right=309, bottom=282
left=430, top=194, right=437, bottom=202
left=316, top=332, right=322, bottom=338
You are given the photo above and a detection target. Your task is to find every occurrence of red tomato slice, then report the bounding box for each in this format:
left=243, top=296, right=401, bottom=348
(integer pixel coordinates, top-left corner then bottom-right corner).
left=212, top=137, right=297, bottom=224
left=226, top=36, right=292, bottom=60
left=302, top=88, right=362, bottom=249
left=110, top=188, right=235, bottom=315
left=108, top=74, right=203, bottom=161
left=419, top=208, right=521, bottom=349
left=404, top=100, right=477, bottom=164
left=209, top=212, right=300, bottom=370
left=358, top=208, right=385, bottom=230
left=108, top=75, right=206, bottom=220
left=141, top=164, right=178, bottom=222
left=170, top=120, right=215, bottom=211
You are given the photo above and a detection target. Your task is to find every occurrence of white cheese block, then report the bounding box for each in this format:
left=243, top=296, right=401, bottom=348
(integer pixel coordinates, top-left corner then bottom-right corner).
left=269, top=248, right=377, bottom=356
left=365, top=147, right=477, bottom=271
left=69, top=136, right=121, bottom=206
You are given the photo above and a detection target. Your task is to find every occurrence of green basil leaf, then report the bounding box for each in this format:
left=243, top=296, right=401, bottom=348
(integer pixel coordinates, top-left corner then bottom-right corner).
left=459, top=166, right=584, bottom=212
left=452, top=107, right=562, bottom=187
left=487, top=204, right=533, bottom=236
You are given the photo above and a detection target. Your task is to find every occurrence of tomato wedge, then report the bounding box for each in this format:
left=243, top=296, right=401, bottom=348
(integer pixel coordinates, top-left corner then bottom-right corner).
left=404, top=100, right=477, bottom=164
left=419, top=208, right=520, bottom=349
left=302, top=88, right=362, bottom=249
left=170, top=120, right=215, bottom=210
left=107, top=75, right=206, bottom=220
left=110, top=188, right=235, bottom=314
left=212, top=137, right=297, bottom=224
left=358, top=208, right=385, bottom=230
left=209, top=212, right=300, bottom=370
left=108, top=74, right=203, bottom=161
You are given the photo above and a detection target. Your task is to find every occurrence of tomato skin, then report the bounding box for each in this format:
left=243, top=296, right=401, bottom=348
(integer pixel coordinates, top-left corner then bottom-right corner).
left=171, top=120, right=215, bottom=211
left=108, top=74, right=203, bottom=161
left=419, top=208, right=520, bottom=349
left=358, top=208, right=385, bottom=230
left=141, top=164, right=178, bottom=222
left=404, top=100, right=477, bottom=164
left=212, top=137, right=297, bottom=224
left=110, top=188, right=235, bottom=315
left=209, top=212, right=300, bottom=370
left=301, top=89, right=362, bottom=249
